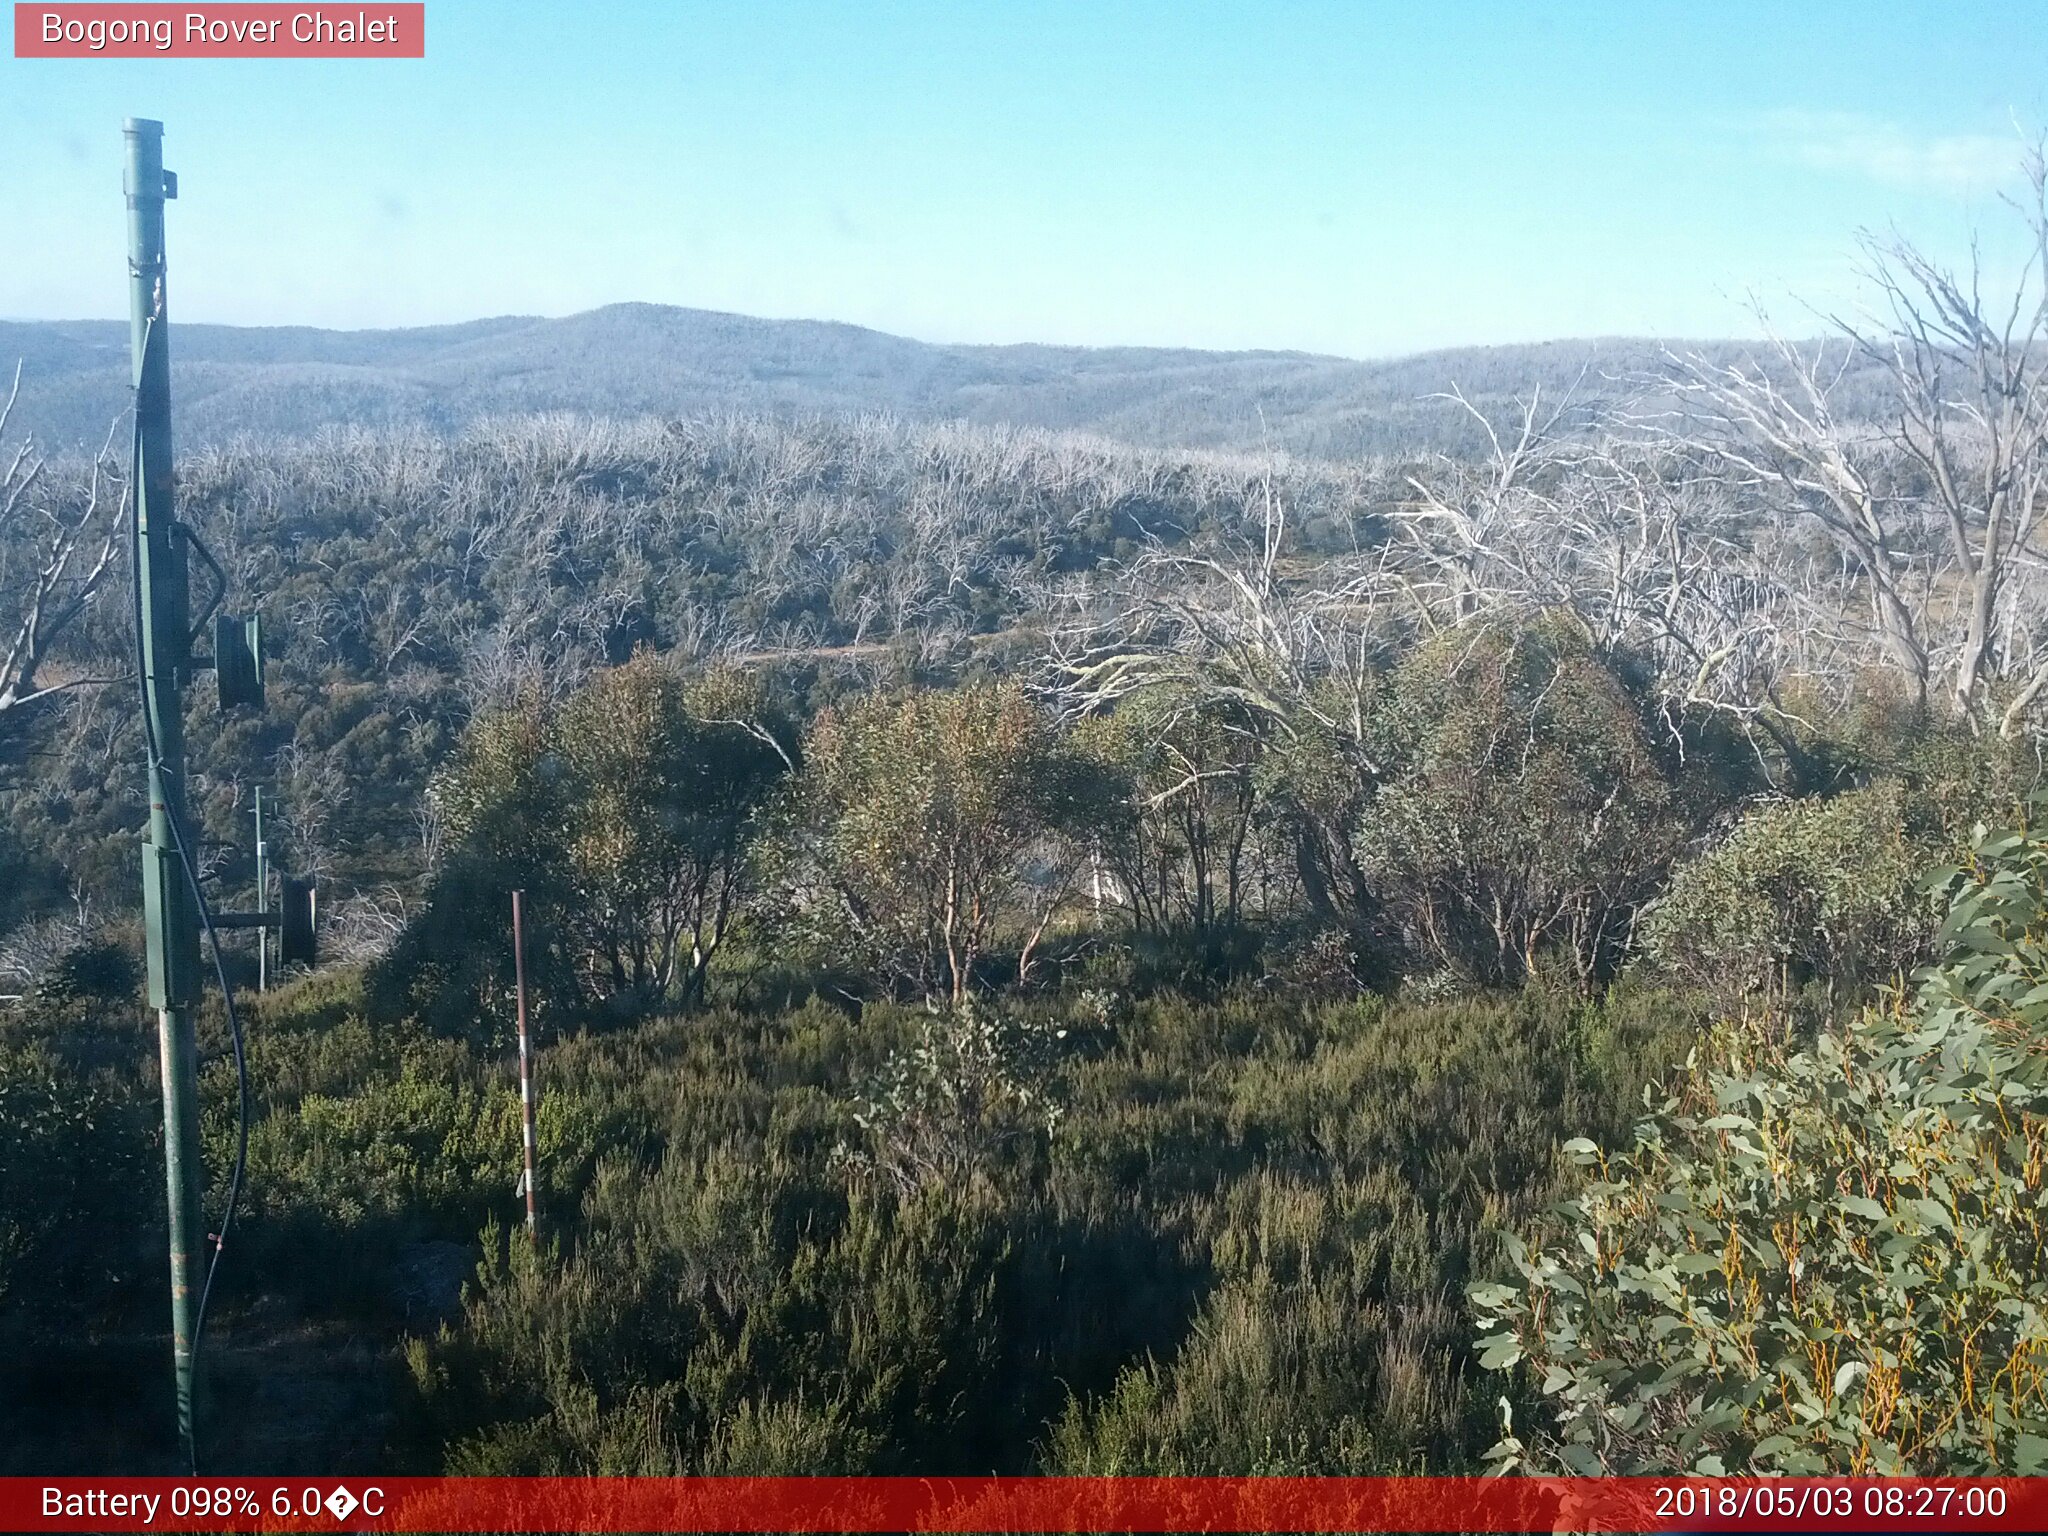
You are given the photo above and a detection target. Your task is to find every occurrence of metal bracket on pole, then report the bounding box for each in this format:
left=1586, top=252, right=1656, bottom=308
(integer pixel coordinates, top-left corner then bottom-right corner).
left=214, top=613, right=265, bottom=711
left=278, top=875, right=317, bottom=966
left=177, top=523, right=226, bottom=645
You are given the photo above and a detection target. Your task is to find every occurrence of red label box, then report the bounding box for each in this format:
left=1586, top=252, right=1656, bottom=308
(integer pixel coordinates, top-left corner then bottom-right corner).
left=2, top=1476, right=2047, bottom=1534
left=14, top=4, right=424, bottom=57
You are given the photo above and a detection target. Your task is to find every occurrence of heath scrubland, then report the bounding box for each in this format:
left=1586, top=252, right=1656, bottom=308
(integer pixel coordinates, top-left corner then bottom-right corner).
left=7, top=161, right=2048, bottom=1474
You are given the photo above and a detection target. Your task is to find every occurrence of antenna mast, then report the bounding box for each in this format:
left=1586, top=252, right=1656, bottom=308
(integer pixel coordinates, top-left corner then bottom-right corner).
left=124, top=115, right=205, bottom=1468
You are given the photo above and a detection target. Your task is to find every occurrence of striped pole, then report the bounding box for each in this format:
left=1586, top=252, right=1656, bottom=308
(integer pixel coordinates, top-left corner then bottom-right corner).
left=253, top=787, right=268, bottom=992
left=511, top=889, right=539, bottom=1245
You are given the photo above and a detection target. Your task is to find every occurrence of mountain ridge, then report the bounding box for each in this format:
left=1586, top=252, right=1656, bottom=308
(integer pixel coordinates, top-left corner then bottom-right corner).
left=0, top=302, right=1830, bottom=459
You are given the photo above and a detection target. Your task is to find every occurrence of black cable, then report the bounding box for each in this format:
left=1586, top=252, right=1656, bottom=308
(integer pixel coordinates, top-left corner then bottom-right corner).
left=129, top=327, right=251, bottom=1474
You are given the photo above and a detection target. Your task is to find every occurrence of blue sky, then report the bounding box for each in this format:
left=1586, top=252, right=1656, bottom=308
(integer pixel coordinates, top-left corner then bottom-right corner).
left=3, top=1, right=2046, bottom=355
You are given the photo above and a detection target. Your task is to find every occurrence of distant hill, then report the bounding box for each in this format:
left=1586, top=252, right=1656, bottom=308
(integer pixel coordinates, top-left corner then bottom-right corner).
left=0, top=303, right=1860, bottom=459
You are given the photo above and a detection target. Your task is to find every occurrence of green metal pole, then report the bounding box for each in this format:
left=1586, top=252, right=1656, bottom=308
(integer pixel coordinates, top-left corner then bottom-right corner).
left=125, top=116, right=204, bottom=1470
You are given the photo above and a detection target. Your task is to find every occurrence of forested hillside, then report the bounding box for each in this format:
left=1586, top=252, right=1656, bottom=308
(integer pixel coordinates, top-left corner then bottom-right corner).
left=7, top=173, right=2048, bottom=1479
left=0, top=305, right=1896, bottom=460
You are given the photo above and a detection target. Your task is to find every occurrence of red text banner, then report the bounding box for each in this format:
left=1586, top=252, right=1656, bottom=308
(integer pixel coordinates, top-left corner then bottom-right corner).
left=2, top=1475, right=2046, bottom=1533
left=14, top=4, right=424, bottom=57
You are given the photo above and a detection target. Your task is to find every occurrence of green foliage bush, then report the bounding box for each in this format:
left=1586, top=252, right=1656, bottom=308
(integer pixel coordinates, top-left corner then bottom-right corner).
left=384, top=656, right=788, bottom=1032
left=1358, top=621, right=1710, bottom=985
left=33, top=878, right=1684, bottom=1458
left=1639, top=784, right=1936, bottom=1007
left=0, top=1032, right=149, bottom=1309
left=1071, top=686, right=1271, bottom=936
left=1474, top=805, right=2048, bottom=1475
left=837, top=1001, right=1069, bottom=1196
left=778, top=684, right=1109, bottom=1000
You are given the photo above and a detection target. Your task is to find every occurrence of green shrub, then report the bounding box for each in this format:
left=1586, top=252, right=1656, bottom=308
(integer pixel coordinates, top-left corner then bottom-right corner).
left=836, top=1001, right=1068, bottom=1196
left=1358, top=621, right=1710, bottom=986
left=776, top=684, right=1108, bottom=1000
left=0, top=1034, right=148, bottom=1308
left=1639, top=783, right=1936, bottom=1008
left=1474, top=805, right=2048, bottom=1475
left=383, top=656, right=788, bottom=1033
left=1044, top=1168, right=1468, bottom=1475
left=1070, top=687, right=1269, bottom=937
left=432, top=1170, right=1016, bottom=1475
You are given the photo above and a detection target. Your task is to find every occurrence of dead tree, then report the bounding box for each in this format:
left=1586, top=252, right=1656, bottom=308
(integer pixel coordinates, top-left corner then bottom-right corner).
left=1859, top=151, right=2048, bottom=733
left=1051, top=475, right=1399, bottom=923
left=1664, top=140, right=2048, bottom=736
left=1391, top=381, right=1580, bottom=625
left=0, top=366, right=127, bottom=742
left=1662, top=332, right=1935, bottom=708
